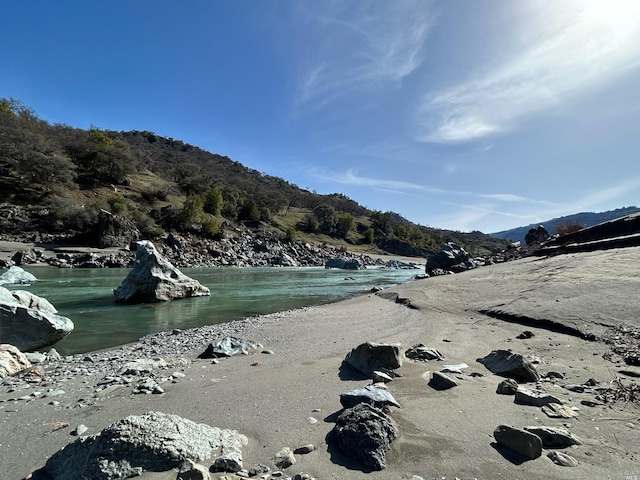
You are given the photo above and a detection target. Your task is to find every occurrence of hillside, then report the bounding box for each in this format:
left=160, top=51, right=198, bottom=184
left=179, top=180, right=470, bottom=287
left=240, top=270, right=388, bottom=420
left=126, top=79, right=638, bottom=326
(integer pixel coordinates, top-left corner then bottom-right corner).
left=490, top=206, right=640, bottom=245
left=0, top=98, right=508, bottom=257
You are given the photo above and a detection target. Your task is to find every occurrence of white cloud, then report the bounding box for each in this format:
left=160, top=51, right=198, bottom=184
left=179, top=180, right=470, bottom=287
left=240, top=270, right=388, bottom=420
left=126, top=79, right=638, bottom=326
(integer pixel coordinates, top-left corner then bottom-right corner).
left=418, top=1, right=640, bottom=143
left=294, top=1, right=435, bottom=108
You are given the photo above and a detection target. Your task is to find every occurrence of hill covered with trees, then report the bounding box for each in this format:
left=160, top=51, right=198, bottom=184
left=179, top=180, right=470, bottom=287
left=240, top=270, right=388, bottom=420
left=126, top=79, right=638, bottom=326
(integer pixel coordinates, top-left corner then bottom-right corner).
left=0, top=98, right=508, bottom=257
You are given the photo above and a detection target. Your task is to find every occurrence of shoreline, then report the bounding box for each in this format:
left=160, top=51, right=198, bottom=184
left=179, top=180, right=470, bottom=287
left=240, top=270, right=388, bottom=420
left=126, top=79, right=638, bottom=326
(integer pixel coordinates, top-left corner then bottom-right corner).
left=1, top=248, right=639, bottom=480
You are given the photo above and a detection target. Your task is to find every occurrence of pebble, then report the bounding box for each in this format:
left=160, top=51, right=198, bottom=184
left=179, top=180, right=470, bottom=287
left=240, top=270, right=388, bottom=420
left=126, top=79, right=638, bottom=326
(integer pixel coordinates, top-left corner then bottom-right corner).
left=307, top=417, right=318, bottom=424
left=72, top=424, right=88, bottom=436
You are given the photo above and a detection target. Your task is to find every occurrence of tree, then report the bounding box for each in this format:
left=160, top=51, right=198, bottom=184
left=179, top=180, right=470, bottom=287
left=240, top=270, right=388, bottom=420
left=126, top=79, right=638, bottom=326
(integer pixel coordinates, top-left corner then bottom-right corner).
left=335, top=212, right=355, bottom=238
left=204, top=187, right=223, bottom=215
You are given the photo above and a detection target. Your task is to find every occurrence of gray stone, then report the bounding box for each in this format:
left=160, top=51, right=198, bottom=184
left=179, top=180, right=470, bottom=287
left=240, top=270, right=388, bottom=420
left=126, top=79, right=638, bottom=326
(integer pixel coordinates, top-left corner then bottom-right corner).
left=73, top=424, right=88, bottom=436
left=273, top=447, right=296, bottom=469
left=372, top=370, right=393, bottom=383
left=428, top=371, right=458, bottom=390
left=493, top=424, right=543, bottom=460
left=515, top=387, right=562, bottom=407
left=426, top=242, right=474, bottom=274
left=547, top=451, right=579, bottom=467
left=0, top=344, right=32, bottom=378
left=496, top=378, right=519, bottom=395
left=198, top=336, right=263, bottom=359
left=212, top=451, right=243, bottom=473
left=344, top=342, right=402, bottom=376
left=405, top=344, right=444, bottom=361
left=541, top=403, right=579, bottom=419
left=325, top=257, right=362, bottom=270
left=177, top=459, right=211, bottom=480
left=24, top=351, right=46, bottom=364
left=340, top=385, right=401, bottom=409
left=0, top=286, right=74, bottom=351
left=293, top=444, right=315, bottom=455
left=333, top=403, right=398, bottom=471
left=524, top=426, right=582, bottom=448
left=45, top=411, right=247, bottom=480
left=0, top=266, right=37, bottom=286
left=114, top=240, right=210, bottom=303
left=476, top=349, right=539, bottom=382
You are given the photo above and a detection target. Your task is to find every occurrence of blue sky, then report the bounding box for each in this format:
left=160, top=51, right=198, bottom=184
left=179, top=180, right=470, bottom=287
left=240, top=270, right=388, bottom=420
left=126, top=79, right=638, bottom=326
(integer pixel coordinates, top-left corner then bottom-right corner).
left=2, top=1, right=640, bottom=233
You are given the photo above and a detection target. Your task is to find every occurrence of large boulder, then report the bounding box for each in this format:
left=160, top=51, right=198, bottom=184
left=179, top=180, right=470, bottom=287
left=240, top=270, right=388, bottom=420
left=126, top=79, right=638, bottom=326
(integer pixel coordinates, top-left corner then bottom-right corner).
left=114, top=241, right=210, bottom=303
left=426, top=243, right=474, bottom=274
left=0, top=266, right=37, bottom=286
left=0, top=286, right=74, bottom=352
left=525, top=225, right=550, bottom=246
left=344, top=342, right=403, bottom=377
left=98, top=209, right=141, bottom=248
left=0, top=343, right=32, bottom=378
left=476, top=349, right=539, bottom=383
left=493, top=424, right=542, bottom=460
left=45, top=411, right=247, bottom=480
left=332, top=403, right=398, bottom=471
left=325, top=257, right=362, bottom=270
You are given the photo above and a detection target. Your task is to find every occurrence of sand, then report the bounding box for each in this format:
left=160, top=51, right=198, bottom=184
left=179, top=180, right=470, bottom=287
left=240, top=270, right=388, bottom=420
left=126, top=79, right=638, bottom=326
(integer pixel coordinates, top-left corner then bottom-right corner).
left=1, top=246, right=640, bottom=480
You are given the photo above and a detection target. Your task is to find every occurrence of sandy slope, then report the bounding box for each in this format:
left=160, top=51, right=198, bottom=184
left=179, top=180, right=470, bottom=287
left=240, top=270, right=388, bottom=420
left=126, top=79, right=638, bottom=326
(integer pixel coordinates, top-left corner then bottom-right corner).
left=1, top=248, right=639, bottom=480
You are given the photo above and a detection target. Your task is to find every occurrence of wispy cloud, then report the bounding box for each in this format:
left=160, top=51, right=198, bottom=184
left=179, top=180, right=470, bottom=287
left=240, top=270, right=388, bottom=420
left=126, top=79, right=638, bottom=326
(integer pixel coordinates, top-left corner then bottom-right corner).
left=294, top=1, right=436, bottom=108
left=417, top=1, right=640, bottom=143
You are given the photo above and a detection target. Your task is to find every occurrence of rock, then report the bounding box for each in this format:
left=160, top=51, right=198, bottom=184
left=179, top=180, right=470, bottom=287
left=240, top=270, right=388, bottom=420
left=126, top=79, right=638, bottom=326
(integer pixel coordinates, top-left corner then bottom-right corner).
left=541, top=403, right=579, bottom=419
left=0, top=266, right=37, bottom=286
left=426, top=242, right=475, bottom=274
left=344, top=342, right=402, bottom=376
left=340, top=385, right=401, bottom=409
left=547, top=451, right=579, bottom=467
left=523, top=426, right=582, bottom=448
left=178, top=459, right=211, bottom=480
left=73, top=424, right=88, bottom=436
left=273, top=447, right=296, bottom=469
left=11, top=249, right=39, bottom=266
left=293, top=444, right=315, bottom=455
left=97, top=209, right=140, bottom=248
left=24, top=351, right=46, bottom=364
left=44, top=411, right=247, bottom=480
left=493, top=424, right=543, bottom=460
left=441, top=362, right=468, bottom=374
left=476, top=350, right=539, bottom=382
left=212, top=451, right=243, bottom=473
left=113, top=240, right=210, bottom=303
left=516, top=330, right=534, bottom=339
left=333, top=403, right=398, bottom=471
left=514, top=387, right=562, bottom=407
left=405, top=344, right=444, bottom=361
left=198, top=336, right=263, bottom=359
left=324, top=257, right=362, bottom=270
left=0, top=344, right=32, bottom=378
left=525, top=225, right=550, bottom=246
left=271, top=253, right=298, bottom=267
left=428, top=371, right=458, bottom=390
left=372, top=370, right=394, bottom=383
left=0, top=286, right=74, bottom=351
left=496, top=378, right=519, bottom=395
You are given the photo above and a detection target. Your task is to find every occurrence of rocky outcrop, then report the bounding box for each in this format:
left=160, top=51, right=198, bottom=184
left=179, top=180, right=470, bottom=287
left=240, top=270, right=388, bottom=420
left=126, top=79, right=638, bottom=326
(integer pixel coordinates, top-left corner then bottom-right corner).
left=0, top=266, right=37, bottom=286
left=332, top=403, right=398, bottom=471
left=45, top=411, right=247, bottom=480
left=426, top=242, right=476, bottom=275
left=0, top=343, right=32, bottom=378
left=113, top=241, right=210, bottom=303
left=525, top=225, right=550, bottom=245
left=0, top=286, right=74, bottom=351
left=97, top=209, right=140, bottom=248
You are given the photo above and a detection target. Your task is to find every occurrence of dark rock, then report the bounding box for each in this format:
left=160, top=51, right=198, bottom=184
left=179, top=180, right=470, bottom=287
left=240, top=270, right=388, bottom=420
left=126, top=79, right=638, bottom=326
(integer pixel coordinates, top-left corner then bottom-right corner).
left=426, top=243, right=475, bottom=274
left=198, top=336, right=263, bottom=359
left=496, top=378, right=519, bottom=395
left=98, top=209, right=140, bottom=248
left=211, top=451, right=243, bottom=473
left=476, top=350, right=539, bottom=382
left=514, top=387, right=562, bottom=407
left=340, top=385, right=401, bottom=409
left=333, top=403, right=398, bottom=471
left=293, top=444, right=315, bottom=455
left=113, top=240, right=210, bottom=303
left=493, top=424, right=542, bottom=460
left=325, top=257, right=362, bottom=270
left=525, top=225, right=550, bottom=246
left=344, top=342, right=402, bottom=376
left=44, top=411, right=247, bottom=480
left=516, top=330, right=534, bottom=339
left=405, top=344, right=444, bottom=361
left=523, top=426, right=582, bottom=448
left=0, top=286, right=74, bottom=351
left=177, top=459, right=211, bottom=480
left=11, top=249, right=39, bottom=266
left=273, top=447, right=296, bottom=469
left=429, top=371, right=458, bottom=390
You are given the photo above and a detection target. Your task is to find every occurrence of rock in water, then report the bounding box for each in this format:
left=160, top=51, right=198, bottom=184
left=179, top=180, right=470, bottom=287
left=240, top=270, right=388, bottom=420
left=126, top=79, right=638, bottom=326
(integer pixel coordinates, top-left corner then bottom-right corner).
left=476, top=349, right=539, bottom=382
left=45, top=411, right=247, bottom=480
left=333, top=403, right=398, bottom=471
left=0, top=343, right=32, bottom=378
left=0, top=286, right=74, bottom=351
left=0, top=266, right=37, bottom=286
left=114, top=240, right=210, bottom=303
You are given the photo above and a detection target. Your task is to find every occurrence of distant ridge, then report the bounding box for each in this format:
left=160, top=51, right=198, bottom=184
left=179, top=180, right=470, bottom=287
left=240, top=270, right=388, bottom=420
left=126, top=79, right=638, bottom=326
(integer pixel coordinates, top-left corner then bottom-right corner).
left=490, top=206, right=640, bottom=244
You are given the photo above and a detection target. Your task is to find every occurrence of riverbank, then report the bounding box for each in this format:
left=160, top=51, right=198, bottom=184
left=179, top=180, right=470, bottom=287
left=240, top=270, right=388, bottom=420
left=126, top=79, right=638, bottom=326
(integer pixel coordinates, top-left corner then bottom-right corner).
left=1, top=247, right=639, bottom=479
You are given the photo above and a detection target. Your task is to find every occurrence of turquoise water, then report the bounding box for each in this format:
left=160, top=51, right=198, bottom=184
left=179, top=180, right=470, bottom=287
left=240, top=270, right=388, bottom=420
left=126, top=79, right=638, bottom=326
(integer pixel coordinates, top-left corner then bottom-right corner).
left=15, top=266, right=419, bottom=355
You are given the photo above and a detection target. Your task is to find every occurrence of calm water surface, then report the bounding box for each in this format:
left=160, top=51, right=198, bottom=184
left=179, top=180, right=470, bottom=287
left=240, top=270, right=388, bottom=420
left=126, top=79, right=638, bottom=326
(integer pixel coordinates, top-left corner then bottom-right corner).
left=19, top=266, right=419, bottom=354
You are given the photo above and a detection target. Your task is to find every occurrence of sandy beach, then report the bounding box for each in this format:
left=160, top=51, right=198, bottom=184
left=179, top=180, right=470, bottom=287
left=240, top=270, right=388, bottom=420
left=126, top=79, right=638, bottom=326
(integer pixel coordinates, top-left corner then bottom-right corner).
left=1, top=246, right=639, bottom=480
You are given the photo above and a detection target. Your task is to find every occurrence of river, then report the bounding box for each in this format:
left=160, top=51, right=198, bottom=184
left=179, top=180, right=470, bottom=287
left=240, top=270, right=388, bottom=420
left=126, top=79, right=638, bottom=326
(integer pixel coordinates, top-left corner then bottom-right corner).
left=17, top=266, right=420, bottom=355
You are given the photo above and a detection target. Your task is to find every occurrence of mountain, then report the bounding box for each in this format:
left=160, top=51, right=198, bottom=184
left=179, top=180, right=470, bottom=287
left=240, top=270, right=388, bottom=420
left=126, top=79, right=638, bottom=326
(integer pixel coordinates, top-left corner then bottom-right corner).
left=490, top=206, right=640, bottom=244
left=0, top=98, right=508, bottom=257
